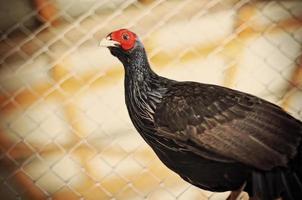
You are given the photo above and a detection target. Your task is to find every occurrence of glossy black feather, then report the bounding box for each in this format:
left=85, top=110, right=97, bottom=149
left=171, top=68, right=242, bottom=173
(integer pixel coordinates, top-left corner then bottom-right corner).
left=154, top=82, right=301, bottom=171
left=106, top=34, right=302, bottom=200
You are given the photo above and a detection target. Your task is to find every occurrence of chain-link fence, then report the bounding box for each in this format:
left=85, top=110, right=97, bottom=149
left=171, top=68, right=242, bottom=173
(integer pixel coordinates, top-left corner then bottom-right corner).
left=0, top=0, right=301, bottom=199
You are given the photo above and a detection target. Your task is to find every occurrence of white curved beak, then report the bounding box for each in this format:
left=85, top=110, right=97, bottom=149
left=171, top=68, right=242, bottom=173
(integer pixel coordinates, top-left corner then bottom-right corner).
left=99, top=36, right=120, bottom=47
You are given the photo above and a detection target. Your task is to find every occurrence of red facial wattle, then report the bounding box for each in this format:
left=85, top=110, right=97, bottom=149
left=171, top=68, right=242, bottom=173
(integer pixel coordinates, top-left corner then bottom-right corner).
left=110, top=29, right=137, bottom=51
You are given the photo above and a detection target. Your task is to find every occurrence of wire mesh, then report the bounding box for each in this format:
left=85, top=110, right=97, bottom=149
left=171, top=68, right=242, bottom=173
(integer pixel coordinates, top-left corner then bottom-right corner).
left=0, top=0, right=301, bottom=199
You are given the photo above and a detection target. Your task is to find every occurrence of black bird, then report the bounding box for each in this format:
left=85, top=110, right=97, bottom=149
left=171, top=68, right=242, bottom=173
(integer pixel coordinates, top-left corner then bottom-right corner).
left=100, top=29, right=302, bottom=200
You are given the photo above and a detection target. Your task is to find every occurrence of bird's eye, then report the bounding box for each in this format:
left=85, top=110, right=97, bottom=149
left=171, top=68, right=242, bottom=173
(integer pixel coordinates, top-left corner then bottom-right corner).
left=122, top=33, right=129, bottom=40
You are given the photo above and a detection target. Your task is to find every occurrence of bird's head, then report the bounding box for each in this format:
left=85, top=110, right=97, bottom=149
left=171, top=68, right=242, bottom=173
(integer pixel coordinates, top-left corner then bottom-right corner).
left=99, top=29, right=143, bottom=64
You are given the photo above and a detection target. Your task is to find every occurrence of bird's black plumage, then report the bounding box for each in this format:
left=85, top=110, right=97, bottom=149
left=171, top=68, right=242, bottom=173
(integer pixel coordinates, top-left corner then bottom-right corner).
left=101, top=29, right=302, bottom=200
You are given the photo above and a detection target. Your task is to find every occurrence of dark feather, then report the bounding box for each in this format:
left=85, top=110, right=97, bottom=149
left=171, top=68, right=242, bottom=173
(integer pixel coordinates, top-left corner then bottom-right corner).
left=154, top=82, right=300, bottom=170
left=105, top=30, right=302, bottom=200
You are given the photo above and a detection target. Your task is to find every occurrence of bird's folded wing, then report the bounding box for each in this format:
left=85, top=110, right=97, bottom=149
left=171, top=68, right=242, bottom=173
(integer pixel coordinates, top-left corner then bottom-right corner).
left=154, top=83, right=302, bottom=170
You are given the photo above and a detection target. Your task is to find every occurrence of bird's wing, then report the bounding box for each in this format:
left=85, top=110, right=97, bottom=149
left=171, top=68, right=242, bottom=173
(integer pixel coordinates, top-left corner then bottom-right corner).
left=154, top=82, right=302, bottom=170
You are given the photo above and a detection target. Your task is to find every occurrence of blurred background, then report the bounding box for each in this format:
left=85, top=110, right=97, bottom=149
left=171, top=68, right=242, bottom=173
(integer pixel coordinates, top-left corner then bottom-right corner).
left=0, top=0, right=301, bottom=199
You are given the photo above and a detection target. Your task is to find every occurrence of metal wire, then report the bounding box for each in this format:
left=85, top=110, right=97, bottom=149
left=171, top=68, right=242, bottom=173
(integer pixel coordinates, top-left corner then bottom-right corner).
left=0, top=0, right=301, bottom=199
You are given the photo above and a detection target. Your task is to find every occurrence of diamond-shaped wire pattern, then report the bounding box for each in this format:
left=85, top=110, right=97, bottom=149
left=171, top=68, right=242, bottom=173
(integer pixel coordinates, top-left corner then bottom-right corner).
left=0, top=0, right=302, bottom=199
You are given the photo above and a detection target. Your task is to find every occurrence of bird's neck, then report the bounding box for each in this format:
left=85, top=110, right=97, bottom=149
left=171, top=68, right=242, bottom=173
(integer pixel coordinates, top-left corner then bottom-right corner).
left=124, top=47, right=161, bottom=93
left=123, top=47, right=155, bottom=78
left=123, top=48, right=165, bottom=129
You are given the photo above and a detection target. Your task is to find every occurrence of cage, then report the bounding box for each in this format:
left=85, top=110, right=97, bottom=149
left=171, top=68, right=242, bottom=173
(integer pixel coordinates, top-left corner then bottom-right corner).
left=0, top=0, right=301, bottom=199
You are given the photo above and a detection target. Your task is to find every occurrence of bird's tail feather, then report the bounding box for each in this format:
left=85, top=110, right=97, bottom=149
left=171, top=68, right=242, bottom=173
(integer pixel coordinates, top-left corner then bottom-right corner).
left=245, top=143, right=302, bottom=200
left=246, top=168, right=302, bottom=200
left=285, top=143, right=302, bottom=200
left=280, top=171, right=300, bottom=200
left=294, top=144, right=302, bottom=183
left=282, top=143, right=302, bottom=200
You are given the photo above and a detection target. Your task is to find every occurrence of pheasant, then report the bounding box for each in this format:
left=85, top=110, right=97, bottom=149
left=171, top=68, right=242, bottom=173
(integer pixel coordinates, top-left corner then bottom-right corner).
left=100, top=29, right=302, bottom=200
